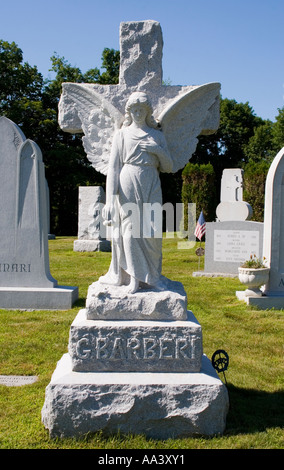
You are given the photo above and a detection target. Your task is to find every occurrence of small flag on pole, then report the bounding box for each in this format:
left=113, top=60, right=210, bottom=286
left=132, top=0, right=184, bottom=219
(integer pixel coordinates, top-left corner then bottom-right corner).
left=194, top=210, right=206, bottom=240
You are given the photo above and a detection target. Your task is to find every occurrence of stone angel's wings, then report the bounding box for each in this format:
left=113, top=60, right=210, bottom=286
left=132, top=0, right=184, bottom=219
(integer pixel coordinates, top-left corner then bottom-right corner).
left=158, top=82, right=220, bottom=173
left=58, top=83, right=124, bottom=175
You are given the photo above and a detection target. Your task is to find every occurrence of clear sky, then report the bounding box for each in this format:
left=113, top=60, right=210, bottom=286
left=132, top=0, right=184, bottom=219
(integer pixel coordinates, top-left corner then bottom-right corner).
left=1, top=0, right=283, bottom=121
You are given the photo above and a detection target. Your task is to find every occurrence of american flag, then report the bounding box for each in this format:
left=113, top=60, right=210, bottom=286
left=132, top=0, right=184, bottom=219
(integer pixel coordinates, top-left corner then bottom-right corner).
left=194, top=211, right=206, bottom=240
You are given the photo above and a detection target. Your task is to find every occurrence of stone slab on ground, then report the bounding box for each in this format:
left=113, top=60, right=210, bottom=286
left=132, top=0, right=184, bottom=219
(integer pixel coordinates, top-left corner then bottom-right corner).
left=193, top=271, right=238, bottom=278
left=0, top=375, right=38, bottom=386
left=236, top=290, right=284, bottom=309
left=0, top=286, right=78, bottom=310
left=68, top=309, right=202, bottom=372
left=73, top=239, right=111, bottom=252
left=85, top=277, right=187, bottom=321
left=41, top=353, right=229, bottom=439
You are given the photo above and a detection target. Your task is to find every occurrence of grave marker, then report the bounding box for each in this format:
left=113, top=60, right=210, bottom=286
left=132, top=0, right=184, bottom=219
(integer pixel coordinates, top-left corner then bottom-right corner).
left=237, top=147, right=284, bottom=308
left=0, top=117, right=78, bottom=309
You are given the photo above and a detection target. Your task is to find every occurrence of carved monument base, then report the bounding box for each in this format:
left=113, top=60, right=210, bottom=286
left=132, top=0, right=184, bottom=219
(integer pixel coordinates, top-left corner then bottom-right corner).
left=41, top=352, right=228, bottom=439
left=42, top=282, right=229, bottom=438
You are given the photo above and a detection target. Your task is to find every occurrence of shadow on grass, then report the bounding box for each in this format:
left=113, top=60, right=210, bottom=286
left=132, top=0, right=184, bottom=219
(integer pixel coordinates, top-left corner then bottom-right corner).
left=73, top=297, right=87, bottom=309
left=225, top=384, right=284, bottom=435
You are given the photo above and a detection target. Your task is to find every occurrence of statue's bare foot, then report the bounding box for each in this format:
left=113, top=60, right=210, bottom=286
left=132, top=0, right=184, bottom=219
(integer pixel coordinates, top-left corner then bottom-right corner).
left=128, top=276, right=139, bottom=294
left=99, top=273, right=122, bottom=286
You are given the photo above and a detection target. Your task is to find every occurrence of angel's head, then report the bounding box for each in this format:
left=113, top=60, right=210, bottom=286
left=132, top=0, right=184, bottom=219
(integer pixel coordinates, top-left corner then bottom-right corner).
left=123, top=92, right=159, bottom=129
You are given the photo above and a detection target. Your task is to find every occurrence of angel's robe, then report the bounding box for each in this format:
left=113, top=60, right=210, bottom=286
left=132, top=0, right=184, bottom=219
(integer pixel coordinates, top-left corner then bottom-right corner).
left=105, top=125, right=173, bottom=287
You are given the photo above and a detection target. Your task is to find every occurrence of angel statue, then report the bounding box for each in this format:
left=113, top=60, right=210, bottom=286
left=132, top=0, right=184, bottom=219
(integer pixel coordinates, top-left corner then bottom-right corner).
left=99, top=92, right=172, bottom=293
left=59, top=82, right=220, bottom=294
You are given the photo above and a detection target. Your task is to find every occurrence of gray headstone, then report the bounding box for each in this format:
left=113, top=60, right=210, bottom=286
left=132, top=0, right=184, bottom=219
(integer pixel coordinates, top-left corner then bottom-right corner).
left=0, top=116, right=78, bottom=309
left=0, top=117, right=55, bottom=288
left=195, top=220, right=263, bottom=276
left=73, top=186, right=111, bottom=252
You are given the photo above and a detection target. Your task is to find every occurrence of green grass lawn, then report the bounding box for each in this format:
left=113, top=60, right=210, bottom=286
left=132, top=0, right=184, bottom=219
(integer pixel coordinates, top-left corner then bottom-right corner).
left=0, top=236, right=283, bottom=449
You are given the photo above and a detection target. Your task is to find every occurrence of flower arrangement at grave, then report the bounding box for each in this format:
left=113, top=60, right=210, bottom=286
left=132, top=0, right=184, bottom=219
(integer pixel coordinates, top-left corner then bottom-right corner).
left=238, top=254, right=270, bottom=297
left=240, top=254, right=267, bottom=269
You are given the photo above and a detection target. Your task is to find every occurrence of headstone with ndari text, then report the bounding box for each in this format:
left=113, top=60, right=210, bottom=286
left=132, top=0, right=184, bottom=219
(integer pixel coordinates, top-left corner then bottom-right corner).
left=0, top=116, right=78, bottom=309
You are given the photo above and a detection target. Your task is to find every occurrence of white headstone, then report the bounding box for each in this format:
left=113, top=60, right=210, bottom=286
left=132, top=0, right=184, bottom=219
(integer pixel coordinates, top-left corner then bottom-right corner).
left=237, top=147, right=284, bottom=308
left=216, top=168, right=252, bottom=221
left=220, top=168, right=244, bottom=202
left=262, top=147, right=284, bottom=296
left=0, top=116, right=78, bottom=309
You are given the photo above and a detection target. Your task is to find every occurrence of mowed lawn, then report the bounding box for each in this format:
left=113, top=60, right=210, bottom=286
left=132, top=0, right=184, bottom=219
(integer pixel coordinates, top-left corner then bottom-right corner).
left=0, top=236, right=283, bottom=449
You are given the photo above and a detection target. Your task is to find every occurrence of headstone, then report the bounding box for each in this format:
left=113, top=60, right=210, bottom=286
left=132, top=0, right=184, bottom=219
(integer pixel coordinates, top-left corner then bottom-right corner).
left=42, top=20, right=229, bottom=439
left=237, top=147, right=284, bottom=308
left=0, top=116, right=78, bottom=309
left=73, top=186, right=111, bottom=252
left=194, top=168, right=262, bottom=277
left=197, top=220, right=264, bottom=276
left=216, top=169, right=253, bottom=221
left=46, top=181, right=55, bottom=240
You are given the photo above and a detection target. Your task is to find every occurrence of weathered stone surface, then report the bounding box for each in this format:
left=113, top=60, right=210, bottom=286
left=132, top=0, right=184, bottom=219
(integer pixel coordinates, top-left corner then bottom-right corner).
left=41, top=353, right=229, bottom=439
left=85, top=277, right=188, bottom=321
left=58, top=20, right=220, bottom=175
left=68, top=309, right=202, bottom=372
left=119, top=20, right=163, bottom=89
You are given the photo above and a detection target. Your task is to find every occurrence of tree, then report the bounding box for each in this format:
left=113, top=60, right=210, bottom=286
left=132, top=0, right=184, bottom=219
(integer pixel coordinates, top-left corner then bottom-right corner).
left=0, top=40, right=43, bottom=108
left=181, top=163, right=217, bottom=223
left=244, top=119, right=274, bottom=163
left=243, top=160, right=270, bottom=222
left=0, top=40, right=116, bottom=234
left=272, top=106, right=284, bottom=154
left=0, top=40, right=52, bottom=146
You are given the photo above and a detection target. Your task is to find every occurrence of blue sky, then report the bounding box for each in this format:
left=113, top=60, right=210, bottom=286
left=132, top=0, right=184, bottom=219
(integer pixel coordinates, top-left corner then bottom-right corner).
left=1, top=0, right=283, bottom=121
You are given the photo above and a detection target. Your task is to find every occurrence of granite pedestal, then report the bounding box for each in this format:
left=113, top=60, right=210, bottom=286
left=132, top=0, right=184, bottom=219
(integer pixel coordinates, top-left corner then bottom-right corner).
left=42, top=279, right=229, bottom=438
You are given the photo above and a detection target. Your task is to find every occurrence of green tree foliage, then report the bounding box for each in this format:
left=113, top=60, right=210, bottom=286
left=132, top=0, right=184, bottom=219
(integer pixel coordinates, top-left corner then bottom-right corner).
left=272, top=106, right=284, bottom=153
left=181, top=163, right=216, bottom=223
left=0, top=39, right=54, bottom=147
left=244, top=119, right=274, bottom=163
left=0, top=40, right=43, bottom=107
left=192, top=98, right=263, bottom=180
left=243, top=160, right=271, bottom=222
left=189, top=98, right=284, bottom=223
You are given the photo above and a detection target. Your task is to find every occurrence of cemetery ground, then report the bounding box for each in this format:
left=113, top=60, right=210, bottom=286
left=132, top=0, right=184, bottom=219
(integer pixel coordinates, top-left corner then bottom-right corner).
left=0, top=236, right=283, bottom=450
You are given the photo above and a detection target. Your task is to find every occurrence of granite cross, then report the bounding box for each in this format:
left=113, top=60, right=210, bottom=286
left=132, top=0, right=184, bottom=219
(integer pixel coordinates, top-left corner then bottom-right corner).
left=58, top=20, right=220, bottom=174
